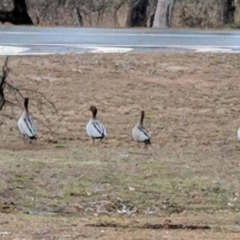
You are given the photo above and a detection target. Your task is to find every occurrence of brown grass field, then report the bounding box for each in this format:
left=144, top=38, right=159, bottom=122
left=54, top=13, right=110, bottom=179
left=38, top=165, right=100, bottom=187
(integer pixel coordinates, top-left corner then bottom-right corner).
left=0, top=52, right=240, bottom=239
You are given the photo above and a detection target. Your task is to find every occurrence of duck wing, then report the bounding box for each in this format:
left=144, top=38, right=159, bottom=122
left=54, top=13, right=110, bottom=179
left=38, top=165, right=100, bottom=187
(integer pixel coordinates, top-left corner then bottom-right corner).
left=93, top=121, right=106, bottom=137
left=24, top=117, right=36, bottom=136
left=138, top=125, right=150, bottom=139
left=28, top=114, right=36, bottom=134
left=86, top=120, right=106, bottom=138
left=18, top=114, right=36, bottom=138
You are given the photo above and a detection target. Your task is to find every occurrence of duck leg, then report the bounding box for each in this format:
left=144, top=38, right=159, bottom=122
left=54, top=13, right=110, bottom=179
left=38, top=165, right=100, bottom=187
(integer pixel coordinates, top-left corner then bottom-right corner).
left=22, top=135, right=27, bottom=144
left=98, top=137, right=103, bottom=144
left=92, top=138, right=95, bottom=146
left=144, top=142, right=151, bottom=150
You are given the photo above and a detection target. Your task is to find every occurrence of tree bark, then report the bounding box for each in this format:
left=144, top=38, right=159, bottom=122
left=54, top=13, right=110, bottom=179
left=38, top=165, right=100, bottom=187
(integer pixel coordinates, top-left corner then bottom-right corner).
left=0, top=0, right=33, bottom=25
left=152, top=0, right=175, bottom=29
left=73, top=7, right=83, bottom=27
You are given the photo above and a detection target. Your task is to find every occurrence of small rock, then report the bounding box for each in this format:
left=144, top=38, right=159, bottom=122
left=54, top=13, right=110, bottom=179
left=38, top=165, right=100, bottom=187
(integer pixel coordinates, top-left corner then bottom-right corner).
left=128, top=186, right=135, bottom=191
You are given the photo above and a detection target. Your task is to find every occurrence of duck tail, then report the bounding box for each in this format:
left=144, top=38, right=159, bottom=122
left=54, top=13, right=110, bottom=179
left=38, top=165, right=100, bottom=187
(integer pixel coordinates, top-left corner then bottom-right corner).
left=144, top=139, right=151, bottom=145
left=29, top=135, right=37, bottom=140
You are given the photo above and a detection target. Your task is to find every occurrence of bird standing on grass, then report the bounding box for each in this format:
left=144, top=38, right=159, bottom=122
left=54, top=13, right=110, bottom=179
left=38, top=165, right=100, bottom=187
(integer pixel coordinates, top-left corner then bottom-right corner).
left=17, top=98, right=37, bottom=143
left=132, top=110, right=151, bottom=148
left=86, top=105, right=107, bottom=145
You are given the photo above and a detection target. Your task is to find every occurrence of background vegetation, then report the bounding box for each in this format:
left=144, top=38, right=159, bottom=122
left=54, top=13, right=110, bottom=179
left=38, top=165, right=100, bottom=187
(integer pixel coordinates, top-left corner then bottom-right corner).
left=0, top=0, right=240, bottom=28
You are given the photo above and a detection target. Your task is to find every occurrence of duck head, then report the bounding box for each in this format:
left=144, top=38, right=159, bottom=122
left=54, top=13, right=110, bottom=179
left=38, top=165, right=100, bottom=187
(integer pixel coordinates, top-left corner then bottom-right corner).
left=90, top=105, right=98, bottom=118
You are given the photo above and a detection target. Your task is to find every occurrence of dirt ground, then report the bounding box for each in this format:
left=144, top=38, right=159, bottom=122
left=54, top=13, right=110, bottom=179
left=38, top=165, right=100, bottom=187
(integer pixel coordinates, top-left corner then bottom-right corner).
left=0, top=53, right=240, bottom=239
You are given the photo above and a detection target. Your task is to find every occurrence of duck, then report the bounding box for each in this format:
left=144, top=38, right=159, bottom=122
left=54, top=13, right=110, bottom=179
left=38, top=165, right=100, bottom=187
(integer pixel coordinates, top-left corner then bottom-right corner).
left=17, top=98, right=37, bottom=143
left=86, top=105, right=107, bottom=145
left=132, top=110, right=151, bottom=148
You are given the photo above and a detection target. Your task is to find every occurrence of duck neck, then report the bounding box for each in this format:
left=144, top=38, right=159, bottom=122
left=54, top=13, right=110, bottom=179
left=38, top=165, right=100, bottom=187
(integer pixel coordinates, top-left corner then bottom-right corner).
left=92, top=109, right=97, bottom=119
left=24, top=99, right=29, bottom=112
left=140, top=111, right=144, bottom=124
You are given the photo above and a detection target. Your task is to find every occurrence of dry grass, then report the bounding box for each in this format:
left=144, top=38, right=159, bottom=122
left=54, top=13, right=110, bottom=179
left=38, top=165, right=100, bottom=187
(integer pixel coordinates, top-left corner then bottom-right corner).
left=0, top=53, right=240, bottom=239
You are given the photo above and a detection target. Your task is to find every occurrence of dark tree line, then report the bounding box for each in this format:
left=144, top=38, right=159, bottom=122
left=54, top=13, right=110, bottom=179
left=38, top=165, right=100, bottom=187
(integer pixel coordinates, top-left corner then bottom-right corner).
left=223, top=0, right=236, bottom=24
left=0, top=0, right=237, bottom=28
left=0, top=0, right=33, bottom=25
left=125, top=0, right=153, bottom=27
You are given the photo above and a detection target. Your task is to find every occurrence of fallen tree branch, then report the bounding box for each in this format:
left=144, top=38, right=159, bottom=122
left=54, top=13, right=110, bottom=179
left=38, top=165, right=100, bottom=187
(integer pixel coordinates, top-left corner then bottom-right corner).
left=0, top=56, right=59, bottom=135
left=0, top=57, right=9, bottom=111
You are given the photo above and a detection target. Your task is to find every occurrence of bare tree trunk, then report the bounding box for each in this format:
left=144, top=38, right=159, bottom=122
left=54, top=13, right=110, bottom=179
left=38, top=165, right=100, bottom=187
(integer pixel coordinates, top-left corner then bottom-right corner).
left=146, top=0, right=155, bottom=27
left=152, top=0, right=175, bottom=28
left=0, top=0, right=33, bottom=25
left=73, top=7, right=83, bottom=26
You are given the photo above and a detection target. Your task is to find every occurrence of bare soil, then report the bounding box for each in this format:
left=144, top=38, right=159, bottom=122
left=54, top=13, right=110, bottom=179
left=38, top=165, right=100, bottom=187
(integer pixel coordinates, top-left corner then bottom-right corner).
left=0, top=53, right=240, bottom=239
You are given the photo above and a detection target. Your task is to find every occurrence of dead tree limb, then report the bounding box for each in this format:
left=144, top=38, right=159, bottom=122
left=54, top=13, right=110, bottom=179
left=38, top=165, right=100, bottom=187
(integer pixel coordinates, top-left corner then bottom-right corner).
left=0, top=57, right=59, bottom=134
left=0, top=57, right=9, bottom=111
